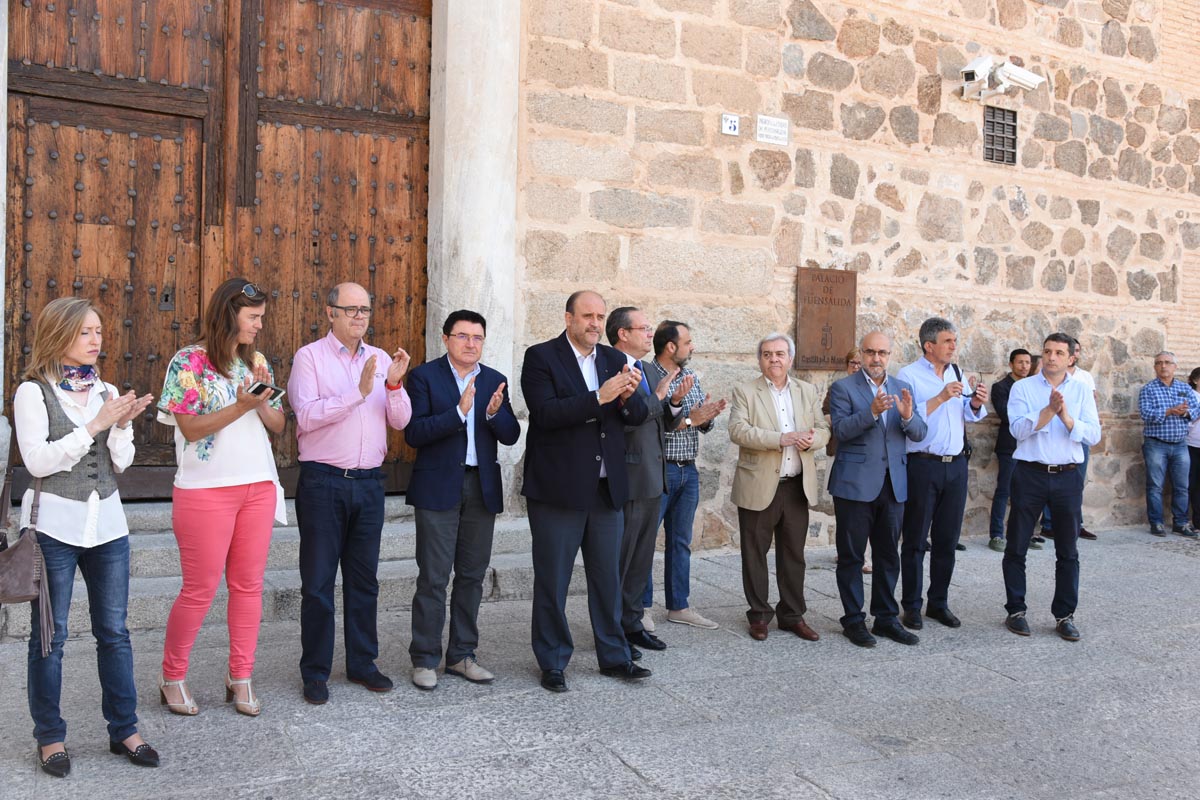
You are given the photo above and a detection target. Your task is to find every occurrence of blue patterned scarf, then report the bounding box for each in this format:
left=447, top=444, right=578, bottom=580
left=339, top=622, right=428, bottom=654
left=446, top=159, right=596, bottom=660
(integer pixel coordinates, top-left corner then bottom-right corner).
left=59, top=364, right=98, bottom=393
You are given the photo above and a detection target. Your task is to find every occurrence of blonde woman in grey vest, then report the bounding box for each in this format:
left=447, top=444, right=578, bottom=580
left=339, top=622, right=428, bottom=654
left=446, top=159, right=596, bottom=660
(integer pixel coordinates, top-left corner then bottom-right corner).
left=13, top=297, right=156, bottom=777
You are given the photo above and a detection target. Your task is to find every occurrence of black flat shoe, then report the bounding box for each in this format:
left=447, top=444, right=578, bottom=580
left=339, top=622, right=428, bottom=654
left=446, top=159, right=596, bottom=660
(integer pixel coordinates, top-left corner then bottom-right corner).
left=303, top=679, right=329, bottom=705
left=1005, top=612, right=1031, bottom=636
left=872, top=621, right=919, bottom=645
left=599, top=662, right=652, bottom=681
left=926, top=607, right=962, bottom=628
left=842, top=622, right=876, bottom=648
left=900, top=609, right=923, bottom=630
left=541, top=669, right=568, bottom=693
left=347, top=670, right=394, bottom=693
left=630, top=645, right=642, bottom=661
left=626, top=629, right=667, bottom=651
left=38, top=746, right=70, bottom=778
left=110, top=740, right=160, bottom=768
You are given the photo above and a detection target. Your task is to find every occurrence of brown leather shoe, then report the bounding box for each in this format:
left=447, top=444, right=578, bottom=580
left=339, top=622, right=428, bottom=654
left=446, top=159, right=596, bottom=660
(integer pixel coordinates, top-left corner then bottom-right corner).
left=748, top=621, right=769, bottom=641
left=781, top=618, right=820, bottom=641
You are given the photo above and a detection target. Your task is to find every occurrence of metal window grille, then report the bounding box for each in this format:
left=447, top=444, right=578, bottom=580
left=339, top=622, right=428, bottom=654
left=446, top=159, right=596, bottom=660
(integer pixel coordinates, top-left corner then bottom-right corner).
left=983, top=106, right=1018, bottom=165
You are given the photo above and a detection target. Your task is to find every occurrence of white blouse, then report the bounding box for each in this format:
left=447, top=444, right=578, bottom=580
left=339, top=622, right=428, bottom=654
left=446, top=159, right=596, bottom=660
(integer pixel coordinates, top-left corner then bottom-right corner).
left=13, top=380, right=134, bottom=547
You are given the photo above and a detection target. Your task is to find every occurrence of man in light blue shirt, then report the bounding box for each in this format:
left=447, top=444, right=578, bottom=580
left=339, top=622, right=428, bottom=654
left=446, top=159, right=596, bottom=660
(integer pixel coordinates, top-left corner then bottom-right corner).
left=896, top=317, right=989, bottom=631
left=1002, top=333, right=1101, bottom=642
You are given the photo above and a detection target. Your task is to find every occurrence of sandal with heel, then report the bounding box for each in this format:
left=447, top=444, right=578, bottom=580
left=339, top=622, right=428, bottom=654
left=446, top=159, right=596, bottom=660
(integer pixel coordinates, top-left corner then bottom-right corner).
left=158, top=676, right=199, bottom=716
left=225, top=673, right=261, bottom=717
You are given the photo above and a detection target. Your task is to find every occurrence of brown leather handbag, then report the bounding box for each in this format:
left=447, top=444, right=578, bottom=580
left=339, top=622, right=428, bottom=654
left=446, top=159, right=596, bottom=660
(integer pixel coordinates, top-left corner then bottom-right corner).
left=0, top=465, right=53, bottom=657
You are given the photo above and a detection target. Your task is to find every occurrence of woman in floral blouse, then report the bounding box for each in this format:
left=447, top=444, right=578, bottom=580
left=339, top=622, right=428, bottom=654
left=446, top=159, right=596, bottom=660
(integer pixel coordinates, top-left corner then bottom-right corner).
left=156, top=278, right=287, bottom=717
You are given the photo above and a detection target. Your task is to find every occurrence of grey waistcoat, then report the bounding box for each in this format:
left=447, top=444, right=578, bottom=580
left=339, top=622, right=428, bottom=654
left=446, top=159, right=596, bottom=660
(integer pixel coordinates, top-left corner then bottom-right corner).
left=33, top=379, right=119, bottom=501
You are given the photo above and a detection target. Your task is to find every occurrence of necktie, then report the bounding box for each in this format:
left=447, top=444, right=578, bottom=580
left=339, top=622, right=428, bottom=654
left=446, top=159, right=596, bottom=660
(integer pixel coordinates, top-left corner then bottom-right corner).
left=639, top=370, right=652, bottom=396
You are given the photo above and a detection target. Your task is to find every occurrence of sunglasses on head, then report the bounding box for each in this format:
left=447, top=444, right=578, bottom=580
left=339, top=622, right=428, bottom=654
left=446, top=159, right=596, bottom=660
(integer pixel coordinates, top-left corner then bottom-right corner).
left=241, top=282, right=263, bottom=299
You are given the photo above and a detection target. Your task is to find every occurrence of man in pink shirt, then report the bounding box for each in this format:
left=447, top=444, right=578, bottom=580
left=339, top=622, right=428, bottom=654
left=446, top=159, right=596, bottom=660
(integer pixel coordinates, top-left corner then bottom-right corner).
left=287, top=282, right=412, bottom=705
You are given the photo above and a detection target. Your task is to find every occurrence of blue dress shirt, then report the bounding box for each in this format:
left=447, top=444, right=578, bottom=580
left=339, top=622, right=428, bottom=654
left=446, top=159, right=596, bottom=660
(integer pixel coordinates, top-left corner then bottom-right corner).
left=453, top=362, right=483, bottom=467
left=1008, top=373, right=1101, bottom=464
left=896, top=358, right=987, bottom=455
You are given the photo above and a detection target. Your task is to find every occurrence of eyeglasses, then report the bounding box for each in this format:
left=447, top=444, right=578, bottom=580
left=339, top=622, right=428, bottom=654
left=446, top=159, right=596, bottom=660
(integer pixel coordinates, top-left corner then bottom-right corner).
left=847, top=360, right=863, bottom=367
left=330, top=305, right=373, bottom=318
left=862, top=349, right=890, bottom=357
left=624, top=326, right=654, bottom=334
left=241, top=282, right=263, bottom=299
left=1154, top=360, right=1175, bottom=366
left=449, top=333, right=485, bottom=345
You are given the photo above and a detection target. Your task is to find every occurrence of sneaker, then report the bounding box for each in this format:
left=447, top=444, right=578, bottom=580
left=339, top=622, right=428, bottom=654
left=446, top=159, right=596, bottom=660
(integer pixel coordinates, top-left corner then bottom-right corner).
left=988, top=537, right=1005, bottom=552
left=1005, top=612, right=1031, bottom=636
left=642, top=609, right=656, bottom=633
left=411, top=667, right=438, bottom=691
left=667, top=607, right=719, bottom=629
left=1055, top=616, right=1081, bottom=641
left=445, top=656, right=495, bottom=684
left=1172, top=523, right=1198, bottom=538
left=1150, top=523, right=1167, bottom=537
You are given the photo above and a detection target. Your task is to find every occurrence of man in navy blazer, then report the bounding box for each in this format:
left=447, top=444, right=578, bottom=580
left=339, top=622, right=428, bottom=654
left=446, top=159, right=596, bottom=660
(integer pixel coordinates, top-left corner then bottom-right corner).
left=405, top=310, right=521, bottom=690
left=521, top=290, right=650, bottom=692
left=828, top=331, right=928, bottom=648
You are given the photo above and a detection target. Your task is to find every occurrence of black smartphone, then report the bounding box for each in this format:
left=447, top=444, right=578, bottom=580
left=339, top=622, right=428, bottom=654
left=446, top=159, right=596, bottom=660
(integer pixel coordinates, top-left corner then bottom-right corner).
left=247, top=381, right=286, bottom=402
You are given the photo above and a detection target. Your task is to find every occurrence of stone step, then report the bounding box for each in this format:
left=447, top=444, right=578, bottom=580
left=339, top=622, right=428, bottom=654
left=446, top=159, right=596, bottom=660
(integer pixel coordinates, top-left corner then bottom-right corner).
left=118, top=495, right=414, bottom=533
left=0, top=552, right=584, bottom=641
left=127, top=518, right=534, bottom=578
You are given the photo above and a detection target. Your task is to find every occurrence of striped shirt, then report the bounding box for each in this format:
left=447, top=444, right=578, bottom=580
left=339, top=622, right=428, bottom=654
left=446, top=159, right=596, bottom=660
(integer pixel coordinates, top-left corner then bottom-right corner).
left=645, top=359, right=712, bottom=462
left=1139, top=378, right=1200, bottom=443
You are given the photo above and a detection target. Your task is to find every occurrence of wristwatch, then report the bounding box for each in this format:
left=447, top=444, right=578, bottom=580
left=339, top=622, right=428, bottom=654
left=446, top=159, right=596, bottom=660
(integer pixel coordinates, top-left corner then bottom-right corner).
left=684, top=417, right=693, bottom=428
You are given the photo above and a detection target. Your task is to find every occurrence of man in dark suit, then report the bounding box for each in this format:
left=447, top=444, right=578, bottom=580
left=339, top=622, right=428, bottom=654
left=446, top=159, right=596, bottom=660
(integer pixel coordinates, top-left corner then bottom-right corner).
left=522, top=290, right=650, bottom=692
left=606, top=306, right=681, bottom=655
left=828, top=331, right=928, bottom=648
left=987, top=348, right=1032, bottom=552
left=404, top=310, right=521, bottom=690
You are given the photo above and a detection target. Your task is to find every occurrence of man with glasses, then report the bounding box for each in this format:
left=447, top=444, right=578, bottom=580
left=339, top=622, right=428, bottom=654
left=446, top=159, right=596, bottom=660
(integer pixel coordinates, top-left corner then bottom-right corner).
left=404, top=310, right=520, bottom=689
left=288, top=282, right=412, bottom=704
left=1138, top=351, right=1200, bottom=537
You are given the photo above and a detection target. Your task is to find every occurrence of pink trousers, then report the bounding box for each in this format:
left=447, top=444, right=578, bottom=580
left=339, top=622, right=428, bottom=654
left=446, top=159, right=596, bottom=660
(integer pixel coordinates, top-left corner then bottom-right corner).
left=162, top=481, right=276, bottom=680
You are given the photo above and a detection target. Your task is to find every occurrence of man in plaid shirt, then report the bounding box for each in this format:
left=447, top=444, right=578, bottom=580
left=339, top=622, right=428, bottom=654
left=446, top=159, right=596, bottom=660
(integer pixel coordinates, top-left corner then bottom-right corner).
left=1138, top=351, right=1200, bottom=537
left=641, top=321, right=727, bottom=630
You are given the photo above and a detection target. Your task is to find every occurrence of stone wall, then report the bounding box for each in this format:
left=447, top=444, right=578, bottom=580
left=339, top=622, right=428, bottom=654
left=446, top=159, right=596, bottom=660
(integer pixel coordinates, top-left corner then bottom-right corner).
left=514, top=0, right=1200, bottom=545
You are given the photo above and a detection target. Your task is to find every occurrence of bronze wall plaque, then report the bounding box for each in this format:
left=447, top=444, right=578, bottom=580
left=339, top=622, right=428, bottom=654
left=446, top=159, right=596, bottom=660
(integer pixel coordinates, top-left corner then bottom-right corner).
left=795, top=268, right=857, bottom=369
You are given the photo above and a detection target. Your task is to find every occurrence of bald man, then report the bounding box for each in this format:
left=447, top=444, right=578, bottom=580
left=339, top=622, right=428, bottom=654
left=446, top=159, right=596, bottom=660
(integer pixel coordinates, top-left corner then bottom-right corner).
left=288, top=282, right=412, bottom=704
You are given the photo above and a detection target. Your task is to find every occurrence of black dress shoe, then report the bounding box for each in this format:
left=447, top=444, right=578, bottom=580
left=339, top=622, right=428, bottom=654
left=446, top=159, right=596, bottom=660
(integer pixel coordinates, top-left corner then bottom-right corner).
left=842, top=622, right=876, bottom=648
left=627, top=629, right=667, bottom=651
left=926, top=607, right=961, bottom=628
left=599, top=662, right=652, bottom=681
left=348, top=670, right=394, bottom=693
left=1056, top=617, right=1081, bottom=641
left=900, top=609, right=923, bottom=630
left=38, top=746, right=70, bottom=778
left=109, top=740, right=160, bottom=768
left=1005, top=612, right=1031, bottom=636
left=303, top=679, right=329, bottom=705
left=1078, top=527, right=1098, bottom=540
left=630, top=645, right=643, bottom=661
left=955, top=542, right=967, bottom=551
left=541, top=669, right=568, bottom=693
left=871, top=621, right=919, bottom=646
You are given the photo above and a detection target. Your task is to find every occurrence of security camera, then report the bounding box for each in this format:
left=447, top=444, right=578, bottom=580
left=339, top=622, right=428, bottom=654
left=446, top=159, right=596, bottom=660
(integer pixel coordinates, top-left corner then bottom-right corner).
left=994, top=62, right=1045, bottom=91
left=960, top=55, right=994, bottom=85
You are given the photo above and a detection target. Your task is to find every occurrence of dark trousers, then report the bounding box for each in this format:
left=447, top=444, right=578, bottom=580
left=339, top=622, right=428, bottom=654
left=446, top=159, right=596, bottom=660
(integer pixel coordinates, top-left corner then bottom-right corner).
left=296, top=462, right=385, bottom=682
left=1190, top=446, right=1200, bottom=528
left=619, top=495, right=662, bottom=635
left=834, top=480, right=904, bottom=627
left=1003, top=462, right=1083, bottom=618
left=409, top=470, right=496, bottom=668
left=736, top=478, right=809, bottom=626
left=901, top=456, right=968, bottom=613
left=988, top=451, right=1015, bottom=539
left=528, top=482, right=630, bottom=671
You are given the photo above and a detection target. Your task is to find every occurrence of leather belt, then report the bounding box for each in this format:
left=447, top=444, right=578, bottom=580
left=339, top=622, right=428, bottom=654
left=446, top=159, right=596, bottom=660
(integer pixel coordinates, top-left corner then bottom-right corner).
left=301, top=461, right=383, bottom=480
left=911, top=452, right=965, bottom=463
left=668, top=460, right=695, bottom=467
left=1019, top=461, right=1078, bottom=474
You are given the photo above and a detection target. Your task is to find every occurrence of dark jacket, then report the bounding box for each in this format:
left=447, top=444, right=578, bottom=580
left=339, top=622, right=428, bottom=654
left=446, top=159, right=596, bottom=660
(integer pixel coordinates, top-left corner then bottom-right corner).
left=991, top=374, right=1017, bottom=455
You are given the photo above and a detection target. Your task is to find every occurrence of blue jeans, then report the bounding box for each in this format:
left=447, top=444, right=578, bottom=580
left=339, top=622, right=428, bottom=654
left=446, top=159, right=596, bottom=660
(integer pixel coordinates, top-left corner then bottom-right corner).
left=643, top=462, right=699, bottom=611
left=988, top=451, right=1015, bottom=539
left=28, top=533, right=138, bottom=746
left=1144, top=438, right=1191, bottom=527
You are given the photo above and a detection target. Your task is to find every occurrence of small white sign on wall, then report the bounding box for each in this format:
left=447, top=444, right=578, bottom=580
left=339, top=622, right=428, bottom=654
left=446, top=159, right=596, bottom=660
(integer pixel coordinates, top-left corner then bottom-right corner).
left=756, top=114, right=790, bottom=146
left=721, top=113, right=740, bottom=136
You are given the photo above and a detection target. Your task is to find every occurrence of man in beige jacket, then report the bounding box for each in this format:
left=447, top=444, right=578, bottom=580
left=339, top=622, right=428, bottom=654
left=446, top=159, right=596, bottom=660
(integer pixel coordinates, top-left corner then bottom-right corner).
left=729, top=333, right=830, bottom=642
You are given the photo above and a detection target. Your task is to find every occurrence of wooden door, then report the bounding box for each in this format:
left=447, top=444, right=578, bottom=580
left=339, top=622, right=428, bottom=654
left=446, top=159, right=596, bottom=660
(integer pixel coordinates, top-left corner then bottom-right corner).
left=6, top=0, right=432, bottom=496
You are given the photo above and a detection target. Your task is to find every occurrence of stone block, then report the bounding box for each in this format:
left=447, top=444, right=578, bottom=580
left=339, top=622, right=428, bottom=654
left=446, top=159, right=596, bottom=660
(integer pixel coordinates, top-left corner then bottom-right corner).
left=693, top=71, right=760, bottom=114
left=787, top=0, right=835, bottom=41
left=589, top=188, right=693, bottom=229
left=937, top=45, right=966, bottom=81
left=1072, top=81, right=1099, bottom=111
left=701, top=200, right=776, bottom=236
left=1089, top=115, right=1124, bottom=156
left=1103, top=79, right=1127, bottom=119
left=528, top=0, right=594, bottom=41
left=806, top=52, right=855, bottom=91
left=527, top=41, right=608, bottom=89
left=1106, top=226, right=1136, bottom=264
left=837, top=18, right=880, bottom=59
left=1139, top=232, right=1165, bottom=259
left=974, top=246, right=999, bottom=284
left=916, top=192, right=964, bottom=242
left=1173, top=135, right=1199, bottom=165
left=1101, top=20, right=1127, bottom=57
left=1049, top=196, right=1072, bottom=219
left=1041, top=259, right=1068, bottom=291
left=894, top=247, right=925, bottom=276
left=681, top=22, right=742, bottom=68
left=830, top=154, right=860, bottom=199
left=525, top=230, right=621, bottom=282
left=1117, top=148, right=1152, bottom=186
left=729, top=161, right=745, bottom=194
left=745, top=31, right=781, bottom=76
left=1079, top=199, right=1100, bottom=226
left=775, top=218, right=804, bottom=264
left=1089, top=157, right=1114, bottom=180
left=628, top=238, right=775, bottom=296
left=783, top=192, right=807, bottom=215
left=1103, top=0, right=1132, bottom=20
left=1033, top=113, right=1071, bottom=142
left=783, top=91, right=834, bottom=130
left=527, top=92, right=627, bottom=135
left=917, top=75, right=942, bottom=116
left=1092, top=261, right=1118, bottom=295
left=875, top=183, right=905, bottom=212
left=1022, top=140, right=1044, bottom=168
left=1126, top=270, right=1158, bottom=300
left=1158, top=106, right=1188, bottom=135
left=794, top=149, right=816, bottom=188
left=1005, top=255, right=1035, bottom=289
left=635, top=107, right=706, bottom=145
left=530, top=139, right=635, bottom=181
left=599, top=7, right=676, bottom=58
left=883, top=19, right=913, bottom=45
left=1061, top=228, right=1086, bottom=256
left=1055, top=141, right=1089, bottom=177
left=647, top=153, right=723, bottom=192
left=1181, top=222, right=1200, bottom=249
left=748, top=149, right=791, bottom=190
left=1127, top=122, right=1146, bottom=148
left=1022, top=221, right=1054, bottom=251
left=614, top=57, right=686, bottom=103
left=1191, top=99, right=1200, bottom=129
left=731, top=0, right=782, bottom=28
left=860, top=51, right=917, bottom=97
left=997, top=0, right=1027, bottom=28
left=850, top=205, right=882, bottom=244
left=654, top=0, right=716, bottom=11
left=782, top=44, right=806, bottom=77
left=1127, top=25, right=1157, bottom=61
left=841, top=102, right=886, bottom=140
left=525, top=183, right=582, bottom=223
left=1057, top=17, right=1084, bottom=47
left=932, top=113, right=977, bottom=149
left=1138, top=83, right=1162, bottom=106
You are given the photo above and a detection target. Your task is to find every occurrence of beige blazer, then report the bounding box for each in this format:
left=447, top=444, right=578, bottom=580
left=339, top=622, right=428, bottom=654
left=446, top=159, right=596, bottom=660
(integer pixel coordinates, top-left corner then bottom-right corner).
left=729, top=375, right=831, bottom=512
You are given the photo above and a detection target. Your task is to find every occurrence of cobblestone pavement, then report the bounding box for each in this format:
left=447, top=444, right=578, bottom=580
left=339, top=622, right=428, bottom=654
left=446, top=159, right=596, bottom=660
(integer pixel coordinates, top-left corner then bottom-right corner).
left=1, top=527, right=1197, bottom=799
